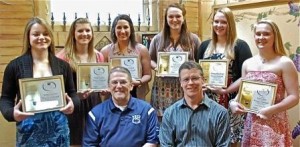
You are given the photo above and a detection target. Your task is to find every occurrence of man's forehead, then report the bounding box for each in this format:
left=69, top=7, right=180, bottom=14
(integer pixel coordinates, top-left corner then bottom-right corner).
left=110, top=72, right=130, bottom=79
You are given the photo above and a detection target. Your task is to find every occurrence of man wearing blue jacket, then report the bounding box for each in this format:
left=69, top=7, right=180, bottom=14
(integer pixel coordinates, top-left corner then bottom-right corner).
left=82, top=66, right=159, bottom=147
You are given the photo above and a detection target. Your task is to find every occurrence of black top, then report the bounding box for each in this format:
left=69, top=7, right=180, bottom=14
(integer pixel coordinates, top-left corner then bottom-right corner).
left=0, top=53, right=79, bottom=121
left=197, top=39, right=252, bottom=82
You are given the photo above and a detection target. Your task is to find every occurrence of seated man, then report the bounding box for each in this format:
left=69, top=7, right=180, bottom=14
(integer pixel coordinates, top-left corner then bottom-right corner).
left=159, top=61, right=230, bottom=147
left=82, top=66, right=159, bottom=147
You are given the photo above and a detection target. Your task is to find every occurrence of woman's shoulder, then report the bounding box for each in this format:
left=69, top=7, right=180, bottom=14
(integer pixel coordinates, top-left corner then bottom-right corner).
left=6, top=55, right=24, bottom=68
left=101, top=43, right=113, bottom=51
left=190, top=33, right=200, bottom=39
left=94, top=49, right=105, bottom=62
left=200, top=39, right=211, bottom=48
left=279, top=55, right=294, bottom=64
left=55, top=49, right=67, bottom=60
left=152, top=33, right=162, bottom=41
left=202, top=39, right=211, bottom=44
left=136, top=43, right=148, bottom=50
left=236, top=39, right=250, bottom=46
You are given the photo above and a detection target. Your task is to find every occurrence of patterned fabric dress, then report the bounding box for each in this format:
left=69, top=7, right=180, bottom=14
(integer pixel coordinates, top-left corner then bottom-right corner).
left=242, top=71, right=292, bottom=146
left=151, top=45, right=186, bottom=117
left=17, top=112, right=69, bottom=147
left=203, top=53, right=245, bottom=143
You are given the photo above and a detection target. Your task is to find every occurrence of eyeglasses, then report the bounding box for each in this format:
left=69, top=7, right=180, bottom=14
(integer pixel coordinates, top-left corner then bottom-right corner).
left=181, top=76, right=201, bottom=84
left=110, top=80, right=130, bottom=86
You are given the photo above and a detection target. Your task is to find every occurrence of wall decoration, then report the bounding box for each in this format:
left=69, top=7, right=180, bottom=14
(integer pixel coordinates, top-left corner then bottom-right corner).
left=95, top=36, right=112, bottom=51
left=141, top=33, right=157, bottom=50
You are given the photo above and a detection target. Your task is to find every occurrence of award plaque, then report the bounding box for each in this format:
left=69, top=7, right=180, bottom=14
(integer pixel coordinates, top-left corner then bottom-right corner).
left=77, top=63, right=110, bottom=91
left=110, top=56, right=141, bottom=80
left=19, top=75, right=66, bottom=113
left=157, top=52, right=188, bottom=77
left=237, top=80, right=277, bottom=113
left=198, top=59, right=229, bottom=87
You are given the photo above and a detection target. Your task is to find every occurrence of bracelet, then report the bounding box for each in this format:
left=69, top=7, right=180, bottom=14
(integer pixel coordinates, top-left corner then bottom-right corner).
left=137, top=79, right=143, bottom=85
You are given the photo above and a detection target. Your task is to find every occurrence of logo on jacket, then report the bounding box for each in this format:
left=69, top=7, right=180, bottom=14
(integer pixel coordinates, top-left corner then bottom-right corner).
left=132, top=115, right=141, bottom=124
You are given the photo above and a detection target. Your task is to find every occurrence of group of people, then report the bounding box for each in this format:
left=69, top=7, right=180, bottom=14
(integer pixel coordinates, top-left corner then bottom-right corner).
left=0, top=2, right=298, bottom=147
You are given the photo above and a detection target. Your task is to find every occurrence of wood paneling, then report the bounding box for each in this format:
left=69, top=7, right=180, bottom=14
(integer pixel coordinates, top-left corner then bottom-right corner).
left=0, top=26, right=24, bottom=34
left=0, top=39, right=23, bottom=47
left=0, top=12, right=33, bottom=19
left=0, top=47, right=22, bottom=55
left=0, top=55, right=18, bottom=64
left=0, top=18, right=29, bottom=26
left=0, top=4, right=33, bottom=11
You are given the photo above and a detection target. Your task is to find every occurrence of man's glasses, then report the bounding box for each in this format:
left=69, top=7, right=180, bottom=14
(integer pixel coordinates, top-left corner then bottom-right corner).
left=181, top=76, right=201, bottom=84
left=110, top=80, right=130, bottom=86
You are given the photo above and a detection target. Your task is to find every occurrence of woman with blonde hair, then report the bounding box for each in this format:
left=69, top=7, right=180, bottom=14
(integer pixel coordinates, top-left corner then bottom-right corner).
left=0, top=17, right=79, bottom=146
left=56, top=17, right=105, bottom=145
left=197, top=7, right=252, bottom=146
left=230, top=19, right=299, bottom=146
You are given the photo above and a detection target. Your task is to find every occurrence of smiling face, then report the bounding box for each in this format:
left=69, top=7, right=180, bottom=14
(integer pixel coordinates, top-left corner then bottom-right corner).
left=167, top=7, right=184, bottom=31
left=213, top=12, right=228, bottom=37
left=29, top=23, right=51, bottom=52
left=254, top=23, right=275, bottom=50
left=115, top=19, right=131, bottom=42
left=109, top=71, right=133, bottom=105
left=180, top=68, right=204, bottom=99
left=74, top=23, right=92, bottom=46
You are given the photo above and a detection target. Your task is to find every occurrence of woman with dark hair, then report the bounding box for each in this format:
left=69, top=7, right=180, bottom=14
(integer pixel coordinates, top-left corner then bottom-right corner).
left=100, top=14, right=152, bottom=99
left=56, top=18, right=105, bottom=145
left=0, top=17, right=79, bottom=146
left=149, top=3, right=201, bottom=117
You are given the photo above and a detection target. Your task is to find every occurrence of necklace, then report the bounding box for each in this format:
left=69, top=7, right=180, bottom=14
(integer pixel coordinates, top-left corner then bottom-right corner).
left=261, top=58, right=267, bottom=64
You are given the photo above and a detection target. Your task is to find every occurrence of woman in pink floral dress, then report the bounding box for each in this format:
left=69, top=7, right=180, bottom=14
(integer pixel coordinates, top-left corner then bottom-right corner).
left=230, top=19, right=299, bottom=146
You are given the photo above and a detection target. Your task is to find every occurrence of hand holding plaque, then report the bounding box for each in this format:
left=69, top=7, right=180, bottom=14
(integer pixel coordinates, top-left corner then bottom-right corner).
left=157, top=52, right=188, bottom=77
left=199, top=59, right=229, bottom=87
left=19, top=75, right=66, bottom=113
left=237, top=80, right=277, bottom=113
left=77, top=63, right=110, bottom=92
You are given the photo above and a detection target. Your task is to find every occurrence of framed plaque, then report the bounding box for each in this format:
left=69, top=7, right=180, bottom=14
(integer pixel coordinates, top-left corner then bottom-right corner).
left=198, top=59, right=229, bottom=87
left=157, top=52, right=188, bottom=77
left=77, top=63, right=110, bottom=91
left=110, top=56, right=141, bottom=80
left=237, top=80, right=277, bottom=113
left=19, top=75, right=66, bottom=113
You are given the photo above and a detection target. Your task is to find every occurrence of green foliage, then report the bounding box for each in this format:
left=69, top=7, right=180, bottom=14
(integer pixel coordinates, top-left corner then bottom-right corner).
left=297, top=47, right=300, bottom=54
left=284, top=42, right=292, bottom=50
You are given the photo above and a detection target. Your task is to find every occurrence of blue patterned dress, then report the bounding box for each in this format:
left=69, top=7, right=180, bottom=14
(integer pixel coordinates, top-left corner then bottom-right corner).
left=16, top=111, right=69, bottom=147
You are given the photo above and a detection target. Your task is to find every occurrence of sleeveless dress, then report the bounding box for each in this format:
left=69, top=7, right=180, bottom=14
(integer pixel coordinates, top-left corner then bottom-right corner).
left=56, top=50, right=104, bottom=145
left=242, top=71, right=292, bottom=146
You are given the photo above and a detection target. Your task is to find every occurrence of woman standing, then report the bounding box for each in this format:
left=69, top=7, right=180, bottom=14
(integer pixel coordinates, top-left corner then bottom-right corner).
left=197, top=7, right=252, bottom=146
left=149, top=3, right=201, bottom=117
left=100, top=14, right=152, bottom=99
left=230, top=19, right=299, bottom=147
left=0, top=17, right=79, bottom=146
left=56, top=18, right=105, bottom=145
